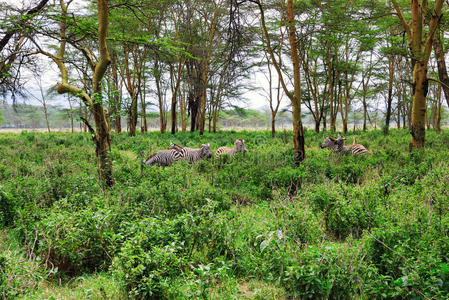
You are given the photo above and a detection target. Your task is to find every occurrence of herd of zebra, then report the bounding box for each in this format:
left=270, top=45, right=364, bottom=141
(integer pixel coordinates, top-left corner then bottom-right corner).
left=145, top=138, right=248, bottom=166
left=144, top=136, right=368, bottom=167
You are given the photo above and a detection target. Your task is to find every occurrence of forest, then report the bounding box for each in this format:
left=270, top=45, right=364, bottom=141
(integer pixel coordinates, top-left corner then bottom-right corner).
left=1, top=0, right=449, bottom=299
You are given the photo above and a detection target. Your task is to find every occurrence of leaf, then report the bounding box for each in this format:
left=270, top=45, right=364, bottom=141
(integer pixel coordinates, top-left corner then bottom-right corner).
left=260, top=239, right=270, bottom=252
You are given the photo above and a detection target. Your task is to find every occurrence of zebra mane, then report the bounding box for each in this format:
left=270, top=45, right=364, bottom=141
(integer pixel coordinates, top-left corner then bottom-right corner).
left=168, top=143, right=183, bottom=150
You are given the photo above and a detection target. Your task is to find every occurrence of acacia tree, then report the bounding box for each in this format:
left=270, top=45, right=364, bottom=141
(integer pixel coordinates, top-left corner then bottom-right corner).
left=392, top=0, right=444, bottom=149
left=251, top=0, right=305, bottom=163
left=433, top=25, right=449, bottom=108
left=31, top=0, right=114, bottom=187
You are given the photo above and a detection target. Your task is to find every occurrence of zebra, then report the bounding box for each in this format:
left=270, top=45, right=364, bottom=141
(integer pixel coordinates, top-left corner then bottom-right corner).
left=320, top=136, right=368, bottom=155
left=168, top=143, right=212, bottom=163
left=144, top=149, right=183, bottom=167
left=215, top=138, right=247, bottom=158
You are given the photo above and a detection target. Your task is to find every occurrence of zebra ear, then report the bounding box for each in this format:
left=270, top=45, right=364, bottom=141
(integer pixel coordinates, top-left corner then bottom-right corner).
left=207, top=143, right=210, bottom=146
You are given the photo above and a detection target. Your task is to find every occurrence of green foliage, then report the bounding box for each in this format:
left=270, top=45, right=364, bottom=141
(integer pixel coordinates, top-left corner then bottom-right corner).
left=1, top=129, right=449, bottom=298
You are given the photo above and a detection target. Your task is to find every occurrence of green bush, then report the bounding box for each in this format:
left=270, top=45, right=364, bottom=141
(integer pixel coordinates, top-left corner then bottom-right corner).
left=1, top=129, right=449, bottom=298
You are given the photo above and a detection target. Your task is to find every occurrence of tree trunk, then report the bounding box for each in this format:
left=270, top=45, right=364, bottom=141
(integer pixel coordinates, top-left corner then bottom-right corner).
left=129, top=95, right=138, bottom=136
left=67, top=95, right=74, bottom=133
left=436, top=85, right=442, bottom=133
left=170, top=94, right=177, bottom=134
left=43, top=102, right=50, bottom=132
left=362, top=96, right=367, bottom=131
left=198, top=64, right=208, bottom=136
left=410, top=61, right=428, bottom=149
left=179, top=87, right=187, bottom=133
left=434, top=29, right=449, bottom=109
left=397, top=81, right=401, bottom=129
left=323, top=111, right=327, bottom=131
left=155, top=61, right=166, bottom=133
left=392, top=0, right=444, bottom=150
left=140, top=90, right=147, bottom=133
left=287, top=0, right=305, bottom=163
left=93, top=0, right=113, bottom=187
left=384, top=55, right=395, bottom=135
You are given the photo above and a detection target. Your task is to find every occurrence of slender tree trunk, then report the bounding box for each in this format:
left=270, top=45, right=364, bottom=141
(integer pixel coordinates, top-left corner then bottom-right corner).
left=328, top=52, right=336, bottom=133
left=43, top=102, right=50, bottom=132
left=397, top=80, right=401, bottom=129
left=436, top=85, right=442, bottom=133
left=434, top=28, right=449, bottom=109
left=67, top=95, right=74, bottom=133
left=179, top=87, right=187, bottom=133
left=140, top=89, right=147, bottom=132
left=155, top=61, right=166, bottom=133
left=362, top=95, right=367, bottom=131
left=384, top=55, right=395, bottom=135
left=323, top=111, right=327, bottom=131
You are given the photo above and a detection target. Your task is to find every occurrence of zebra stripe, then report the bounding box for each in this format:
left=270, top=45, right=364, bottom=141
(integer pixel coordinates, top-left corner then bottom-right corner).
left=145, top=149, right=182, bottom=167
left=215, top=138, right=247, bottom=158
left=169, top=143, right=212, bottom=163
left=321, top=136, right=368, bottom=155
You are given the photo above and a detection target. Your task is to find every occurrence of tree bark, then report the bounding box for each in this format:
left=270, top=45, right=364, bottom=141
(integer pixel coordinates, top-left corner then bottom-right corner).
left=384, top=55, right=395, bottom=135
left=433, top=28, right=449, bottom=109
left=410, top=61, right=428, bottom=149
left=392, top=0, right=444, bottom=150
left=286, top=0, right=305, bottom=163
left=436, top=85, right=442, bottom=133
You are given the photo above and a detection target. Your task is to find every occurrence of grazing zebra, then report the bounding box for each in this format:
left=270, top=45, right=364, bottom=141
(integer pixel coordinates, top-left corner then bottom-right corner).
left=168, top=143, right=212, bottom=163
left=215, top=138, right=247, bottom=158
left=144, top=149, right=183, bottom=167
left=320, top=136, right=368, bottom=155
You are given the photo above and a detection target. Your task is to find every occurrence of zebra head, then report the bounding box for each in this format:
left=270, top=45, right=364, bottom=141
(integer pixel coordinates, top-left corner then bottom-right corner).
left=234, top=138, right=247, bottom=152
left=336, top=136, right=346, bottom=146
left=320, top=136, right=338, bottom=149
left=200, top=143, right=212, bottom=158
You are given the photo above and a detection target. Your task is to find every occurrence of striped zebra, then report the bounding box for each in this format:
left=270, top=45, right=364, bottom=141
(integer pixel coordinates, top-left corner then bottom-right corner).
left=144, top=149, right=183, bottom=167
left=168, top=143, right=212, bottom=163
left=215, top=138, right=247, bottom=158
left=320, top=136, right=368, bottom=155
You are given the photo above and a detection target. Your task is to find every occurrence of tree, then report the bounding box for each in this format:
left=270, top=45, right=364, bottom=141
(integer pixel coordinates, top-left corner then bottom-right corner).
left=31, top=0, right=114, bottom=187
left=252, top=0, right=305, bottom=163
left=26, top=69, right=53, bottom=132
left=391, top=0, right=444, bottom=150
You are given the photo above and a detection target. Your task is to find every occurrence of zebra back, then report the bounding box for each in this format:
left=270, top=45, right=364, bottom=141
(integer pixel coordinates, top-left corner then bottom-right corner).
left=215, top=146, right=232, bottom=158
left=350, top=144, right=369, bottom=154
left=145, top=149, right=182, bottom=166
left=169, top=143, right=211, bottom=163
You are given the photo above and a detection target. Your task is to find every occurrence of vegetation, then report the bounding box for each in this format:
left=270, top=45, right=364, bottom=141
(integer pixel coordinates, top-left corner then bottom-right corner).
left=1, top=129, right=448, bottom=298
left=2, top=0, right=449, bottom=298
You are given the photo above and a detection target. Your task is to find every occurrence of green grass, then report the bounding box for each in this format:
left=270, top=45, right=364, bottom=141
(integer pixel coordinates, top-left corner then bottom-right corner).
left=1, top=129, right=449, bottom=298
